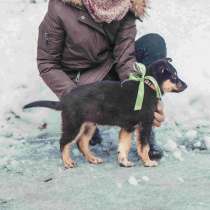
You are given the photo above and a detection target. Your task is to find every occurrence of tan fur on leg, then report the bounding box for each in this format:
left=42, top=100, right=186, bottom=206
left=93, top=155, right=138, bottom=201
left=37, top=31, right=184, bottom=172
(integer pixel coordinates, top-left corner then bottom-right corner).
left=61, top=122, right=95, bottom=168
left=135, top=128, right=158, bottom=167
left=61, top=143, right=76, bottom=168
left=77, top=123, right=103, bottom=164
left=118, top=128, right=134, bottom=167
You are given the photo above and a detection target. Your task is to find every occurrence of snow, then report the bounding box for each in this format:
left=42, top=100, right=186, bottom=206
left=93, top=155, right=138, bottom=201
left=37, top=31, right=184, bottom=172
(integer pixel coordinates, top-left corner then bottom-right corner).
left=185, top=130, right=197, bottom=141
left=0, top=0, right=210, bottom=209
left=141, top=176, right=150, bottom=182
left=128, top=176, right=139, bottom=186
left=163, top=139, right=178, bottom=152
left=204, top=136, right=210, bottom=150
left=178, top=177, right=185, bottom=183
left=173, top=150, right=184, bottom=161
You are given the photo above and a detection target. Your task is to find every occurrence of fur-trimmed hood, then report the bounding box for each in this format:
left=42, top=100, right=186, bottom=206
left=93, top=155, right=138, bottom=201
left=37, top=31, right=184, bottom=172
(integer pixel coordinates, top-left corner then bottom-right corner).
left=62, top=0, right=148, bottom=19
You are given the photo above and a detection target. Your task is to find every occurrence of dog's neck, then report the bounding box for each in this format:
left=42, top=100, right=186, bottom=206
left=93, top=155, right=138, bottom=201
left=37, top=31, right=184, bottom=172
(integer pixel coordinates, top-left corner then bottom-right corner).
left=128, top=63, right=162, bottom=111
left=145, top=70, right=164, bottom=95
left=144, top=79, right=156, bottom=92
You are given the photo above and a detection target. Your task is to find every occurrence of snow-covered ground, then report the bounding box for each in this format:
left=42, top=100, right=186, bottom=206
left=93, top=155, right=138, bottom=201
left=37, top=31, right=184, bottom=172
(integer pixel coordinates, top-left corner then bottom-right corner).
left=0, top=0, right=210, bottom=209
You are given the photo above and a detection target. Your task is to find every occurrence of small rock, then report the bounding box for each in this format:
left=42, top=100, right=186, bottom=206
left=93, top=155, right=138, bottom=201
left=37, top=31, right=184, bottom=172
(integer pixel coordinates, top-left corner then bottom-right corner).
left=44, top=178, right=53, bottom=183
left=30, top=0, right=36, bottom=3
left=38, top=122, right=47, bottom=130
left=10, top=111, right=21, bottom=119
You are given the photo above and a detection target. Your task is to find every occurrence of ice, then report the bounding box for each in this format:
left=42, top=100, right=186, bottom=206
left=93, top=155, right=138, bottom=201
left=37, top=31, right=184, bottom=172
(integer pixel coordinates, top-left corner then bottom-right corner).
left=116, top=182, right=123, bottom=189
left=204, top=136, right=210, bottom=150
left=178, top=177, right=185, bottom=183
left=72, top=148, right=80, bottom=156
left=173, top=150, right=184, bottom=161
left=193, top=141, right=202, bottom=148
left=185, top=130, right=197, bottom=141
left=142, top=176, right=150, bottom=182
left=1, top=0, right=210, bottom=209
left=164, top=139, right=178, bottom=152
left=128, top=176, right=139, bottom=186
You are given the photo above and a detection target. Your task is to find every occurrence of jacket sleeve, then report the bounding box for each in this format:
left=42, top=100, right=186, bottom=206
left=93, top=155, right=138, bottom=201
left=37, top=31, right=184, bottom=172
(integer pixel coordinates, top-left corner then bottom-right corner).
left=37, top=0, right=76, bottom=99
left=113, top=13, right=137, bottom=81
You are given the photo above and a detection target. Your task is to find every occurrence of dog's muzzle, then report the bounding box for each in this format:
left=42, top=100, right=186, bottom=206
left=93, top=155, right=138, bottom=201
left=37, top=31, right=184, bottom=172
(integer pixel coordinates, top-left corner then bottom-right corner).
left=175, top=79, right=188, bottom=92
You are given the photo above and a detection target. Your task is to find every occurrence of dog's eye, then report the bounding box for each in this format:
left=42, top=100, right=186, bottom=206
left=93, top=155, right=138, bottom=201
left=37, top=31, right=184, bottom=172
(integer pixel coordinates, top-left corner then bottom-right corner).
left=159, top=66, right=165, bottom=73
left=171, top=74, right=177, bottom=81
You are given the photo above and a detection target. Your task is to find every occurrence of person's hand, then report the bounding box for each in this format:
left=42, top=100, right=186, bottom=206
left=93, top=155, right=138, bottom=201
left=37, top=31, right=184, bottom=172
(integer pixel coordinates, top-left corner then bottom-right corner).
left=153, top=101, right=165, bottom=127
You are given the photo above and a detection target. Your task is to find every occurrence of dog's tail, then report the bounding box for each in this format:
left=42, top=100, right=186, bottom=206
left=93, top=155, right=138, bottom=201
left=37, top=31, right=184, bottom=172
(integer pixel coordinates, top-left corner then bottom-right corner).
left=23, top=101, right=62, bottom=111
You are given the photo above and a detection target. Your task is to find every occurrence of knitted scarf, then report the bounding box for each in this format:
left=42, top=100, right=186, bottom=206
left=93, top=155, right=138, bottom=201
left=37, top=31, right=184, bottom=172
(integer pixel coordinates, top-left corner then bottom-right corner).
left=82, top=0, right=132, bottom=23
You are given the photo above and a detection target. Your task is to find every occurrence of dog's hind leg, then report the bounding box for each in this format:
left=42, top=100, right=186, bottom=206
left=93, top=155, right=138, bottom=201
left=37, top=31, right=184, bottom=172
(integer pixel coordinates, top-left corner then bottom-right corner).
left=60, top=114, right=82, bottom=169
left=118, top=128, right=134, bottom=167
left=77, top=122, right=103, bottom=164
left=61, top=142, right=76, bottom=168
left=135, top=127, right=158, bottom=167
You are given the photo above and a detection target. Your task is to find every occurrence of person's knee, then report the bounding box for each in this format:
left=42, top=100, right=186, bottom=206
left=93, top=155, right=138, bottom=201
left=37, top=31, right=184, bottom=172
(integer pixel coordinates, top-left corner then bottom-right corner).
left=135, top=33, right=167, bottom=65
left=136, top=33, right=165, bottom=45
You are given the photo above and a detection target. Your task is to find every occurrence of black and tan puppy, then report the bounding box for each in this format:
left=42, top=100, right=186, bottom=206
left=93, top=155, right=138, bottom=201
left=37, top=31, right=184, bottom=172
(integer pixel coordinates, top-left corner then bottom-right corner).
left=24, top=58, right=187, bottom=168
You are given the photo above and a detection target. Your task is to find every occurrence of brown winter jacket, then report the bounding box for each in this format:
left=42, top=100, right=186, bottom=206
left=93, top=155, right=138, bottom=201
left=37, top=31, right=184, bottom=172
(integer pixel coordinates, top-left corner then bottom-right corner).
left=37, top=0, right=143, bottom=99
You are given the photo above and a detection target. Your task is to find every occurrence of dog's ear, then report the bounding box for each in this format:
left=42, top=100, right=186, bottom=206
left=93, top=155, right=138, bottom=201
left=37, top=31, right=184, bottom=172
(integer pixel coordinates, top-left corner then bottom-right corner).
left=156, top=57, right=172, bottom=64
left=147, top=57, right=173, bottom=77
left=156, top=57, right=173, bottom=74
left=159, top=64, right=165, bottom=74
left=165, top=57, right=173, bottom=63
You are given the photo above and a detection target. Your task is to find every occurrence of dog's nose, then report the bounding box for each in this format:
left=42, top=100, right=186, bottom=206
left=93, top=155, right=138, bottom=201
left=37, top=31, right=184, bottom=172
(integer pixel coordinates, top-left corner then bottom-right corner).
left=177, top=80, right=187, bottom=92
left=182, top=82, right=188, bottom=90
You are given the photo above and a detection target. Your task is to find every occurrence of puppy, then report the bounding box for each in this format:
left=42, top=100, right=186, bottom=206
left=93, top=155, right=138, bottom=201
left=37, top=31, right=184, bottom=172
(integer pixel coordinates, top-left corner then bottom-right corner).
left=23, top=58, right=187, bottom=168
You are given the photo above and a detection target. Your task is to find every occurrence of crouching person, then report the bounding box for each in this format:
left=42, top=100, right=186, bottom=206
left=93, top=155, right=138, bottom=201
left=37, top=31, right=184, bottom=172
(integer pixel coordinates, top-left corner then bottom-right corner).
left=37, top=0, right=165, bottom=159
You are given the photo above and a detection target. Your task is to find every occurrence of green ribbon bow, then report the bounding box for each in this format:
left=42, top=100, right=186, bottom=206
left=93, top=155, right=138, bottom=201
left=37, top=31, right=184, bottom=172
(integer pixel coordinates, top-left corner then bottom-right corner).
left=128, top=62, right=162, bottom=111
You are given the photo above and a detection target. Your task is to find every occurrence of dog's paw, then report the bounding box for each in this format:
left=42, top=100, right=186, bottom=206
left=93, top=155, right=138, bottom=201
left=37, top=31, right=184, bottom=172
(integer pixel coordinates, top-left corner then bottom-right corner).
left=118, top=157, right=134, bottom=168
left=63, top=159, right=77, bottom=169
left=87, top=156, right=104, bottom=165
left=119, top=160, right=134, bottom=168
left=143, top=160, right=158, bottom=167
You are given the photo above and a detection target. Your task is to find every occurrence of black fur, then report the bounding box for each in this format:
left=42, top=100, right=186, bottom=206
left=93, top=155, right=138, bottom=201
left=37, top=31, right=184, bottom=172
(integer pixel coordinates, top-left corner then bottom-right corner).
left=23, top=58, right=187, bottom=152
left=23, top=101, right=61, bottom=110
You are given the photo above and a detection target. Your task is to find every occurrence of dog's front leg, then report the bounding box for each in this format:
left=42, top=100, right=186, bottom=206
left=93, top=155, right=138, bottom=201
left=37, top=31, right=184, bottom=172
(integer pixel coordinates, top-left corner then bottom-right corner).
left=135, top=125, right=158, bottom=167
left=118, top=128, right=134, bottom=167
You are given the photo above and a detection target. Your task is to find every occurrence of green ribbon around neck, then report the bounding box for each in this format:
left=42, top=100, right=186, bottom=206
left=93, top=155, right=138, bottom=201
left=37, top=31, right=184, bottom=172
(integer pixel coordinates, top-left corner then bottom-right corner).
left=128, top=62, right=162, bottom=111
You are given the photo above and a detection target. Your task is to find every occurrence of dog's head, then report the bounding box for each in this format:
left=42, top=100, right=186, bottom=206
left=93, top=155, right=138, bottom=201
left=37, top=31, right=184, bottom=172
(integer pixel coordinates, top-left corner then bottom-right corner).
left=147, top=58, right=187, bottom=94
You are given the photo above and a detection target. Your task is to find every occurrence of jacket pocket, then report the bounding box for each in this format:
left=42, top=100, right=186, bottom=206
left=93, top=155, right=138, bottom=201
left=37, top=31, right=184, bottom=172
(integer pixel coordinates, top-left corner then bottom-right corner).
left=38, top=21, right=65, bottom=55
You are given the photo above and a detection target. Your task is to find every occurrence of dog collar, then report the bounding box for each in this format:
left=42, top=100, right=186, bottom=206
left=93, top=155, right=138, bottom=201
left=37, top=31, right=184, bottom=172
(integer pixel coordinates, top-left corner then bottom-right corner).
left=128, top=62, right=162, bottom=111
